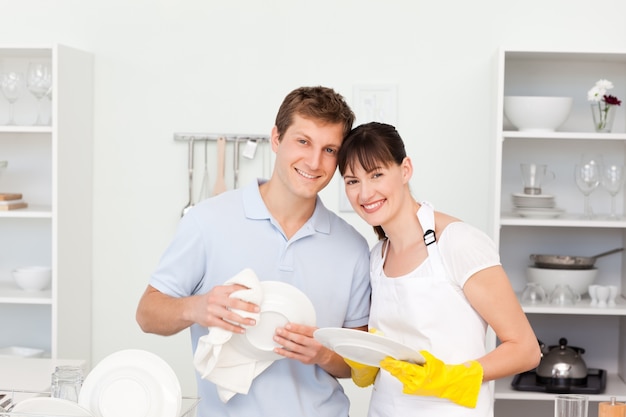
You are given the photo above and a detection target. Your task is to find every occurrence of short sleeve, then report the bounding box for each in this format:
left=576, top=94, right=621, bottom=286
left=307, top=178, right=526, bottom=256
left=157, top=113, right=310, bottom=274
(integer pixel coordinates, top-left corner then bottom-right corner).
left=436, top=222, right=501, bottom=287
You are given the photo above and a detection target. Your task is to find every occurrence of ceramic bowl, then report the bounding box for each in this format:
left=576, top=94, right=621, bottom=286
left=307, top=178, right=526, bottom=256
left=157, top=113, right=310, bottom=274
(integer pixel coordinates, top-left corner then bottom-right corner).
left=504, top=96, right=573, bottom=132
left=13, top=266, right=52, bottom=291
left=526, top=267, right=598, bottom=296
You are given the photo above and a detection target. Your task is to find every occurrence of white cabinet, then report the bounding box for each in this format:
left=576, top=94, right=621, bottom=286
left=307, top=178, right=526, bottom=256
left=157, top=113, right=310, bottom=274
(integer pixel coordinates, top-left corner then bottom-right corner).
left=0, top=44, right=93, bottom=364
left=492, top=48, right=626, bottom=417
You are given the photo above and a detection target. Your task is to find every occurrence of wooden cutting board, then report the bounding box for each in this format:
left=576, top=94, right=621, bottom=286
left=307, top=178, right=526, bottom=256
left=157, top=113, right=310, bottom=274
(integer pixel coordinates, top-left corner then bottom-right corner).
left=0, top=202, right=27, bottom=210
left=0, top=193, right=22, bottom=201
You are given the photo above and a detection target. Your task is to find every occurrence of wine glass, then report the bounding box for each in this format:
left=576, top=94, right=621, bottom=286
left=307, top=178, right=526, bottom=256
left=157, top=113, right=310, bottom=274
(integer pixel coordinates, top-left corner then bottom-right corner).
left=26, top=62, right=52, bottom=125
left=0, top=71, right=24, bottom=125
left=575, top=159, right=602, bottom=219
left=601, top=164, right=626, bottom=219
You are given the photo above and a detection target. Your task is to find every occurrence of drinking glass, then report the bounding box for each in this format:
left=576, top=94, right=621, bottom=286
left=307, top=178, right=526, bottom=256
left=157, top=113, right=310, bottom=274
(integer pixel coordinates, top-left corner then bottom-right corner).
left=26, top=62, right=52, bottom=125
left=0, top=71, right=24, bottom=125
left=521, top=283, right=546, bottom=305
left=554, top=394, right=588, bottom=417
left=51, top=365, right=83, bottom=402
left=601, top=164, right=626, bottom=219
left=549, top=284, right=581, bottom=306
left=575, top=156, right=603, bottom=219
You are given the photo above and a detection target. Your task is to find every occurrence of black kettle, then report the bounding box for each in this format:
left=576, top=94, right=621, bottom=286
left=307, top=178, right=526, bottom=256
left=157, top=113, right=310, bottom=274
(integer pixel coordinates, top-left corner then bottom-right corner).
left=536, top=338, right=588, bottom=391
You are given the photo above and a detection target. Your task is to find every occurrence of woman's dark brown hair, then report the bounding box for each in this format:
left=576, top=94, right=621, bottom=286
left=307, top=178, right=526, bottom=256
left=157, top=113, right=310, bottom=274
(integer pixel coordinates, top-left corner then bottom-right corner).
left=337, top=122, right=407, bottom=240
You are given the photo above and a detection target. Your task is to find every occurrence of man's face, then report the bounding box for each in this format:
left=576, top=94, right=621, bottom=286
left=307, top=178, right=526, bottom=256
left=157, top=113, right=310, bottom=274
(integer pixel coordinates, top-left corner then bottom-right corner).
left=271, top=114, right=345, bottom=200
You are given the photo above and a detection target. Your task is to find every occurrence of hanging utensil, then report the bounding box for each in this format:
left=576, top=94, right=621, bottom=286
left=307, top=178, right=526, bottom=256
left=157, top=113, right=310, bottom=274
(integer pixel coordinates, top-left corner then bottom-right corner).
left=212, top=136, right=227, bottom=196
left=181, top=137, right=195, bottom=217
left=233, top=137, right=240, bottom=189
left=197, top=140, right=210, bottom=201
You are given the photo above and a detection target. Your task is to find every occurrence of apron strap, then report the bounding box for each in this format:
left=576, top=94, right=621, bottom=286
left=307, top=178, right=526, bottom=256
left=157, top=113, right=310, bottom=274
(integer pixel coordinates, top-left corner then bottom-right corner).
left=416, top=202, right=447, bottom=276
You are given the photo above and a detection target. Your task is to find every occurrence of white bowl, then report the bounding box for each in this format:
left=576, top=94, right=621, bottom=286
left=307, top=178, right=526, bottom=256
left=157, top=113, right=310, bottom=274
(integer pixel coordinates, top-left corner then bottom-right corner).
left=504, top=96, right=573, bottom=132
left=13, top=266, right=52, bottom=291
left=526, top=267, right=598, bottom=296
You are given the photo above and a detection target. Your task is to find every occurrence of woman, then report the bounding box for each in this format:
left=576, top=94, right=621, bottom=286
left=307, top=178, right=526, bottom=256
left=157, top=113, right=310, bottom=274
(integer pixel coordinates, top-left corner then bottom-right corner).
left=337, top=122, right=540, bottom=417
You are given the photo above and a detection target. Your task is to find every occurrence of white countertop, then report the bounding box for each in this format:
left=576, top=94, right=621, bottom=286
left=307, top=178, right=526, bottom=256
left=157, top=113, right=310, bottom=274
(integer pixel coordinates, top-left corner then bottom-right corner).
left=0, top=357, right=86, bottom=394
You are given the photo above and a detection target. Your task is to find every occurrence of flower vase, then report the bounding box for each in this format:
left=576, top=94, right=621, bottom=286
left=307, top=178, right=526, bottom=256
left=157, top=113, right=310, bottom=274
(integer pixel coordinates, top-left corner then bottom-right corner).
left=591, top=102, right=617, bottom=133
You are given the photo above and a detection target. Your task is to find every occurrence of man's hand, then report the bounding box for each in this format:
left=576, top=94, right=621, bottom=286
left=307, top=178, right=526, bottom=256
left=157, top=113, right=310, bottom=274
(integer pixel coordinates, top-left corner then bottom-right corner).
left=189, top=284, right=260, bottom=333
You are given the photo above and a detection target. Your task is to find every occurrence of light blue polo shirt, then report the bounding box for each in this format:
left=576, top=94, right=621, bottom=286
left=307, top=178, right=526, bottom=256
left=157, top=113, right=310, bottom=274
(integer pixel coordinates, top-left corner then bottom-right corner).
left=150, top=179, right=371, bottom=417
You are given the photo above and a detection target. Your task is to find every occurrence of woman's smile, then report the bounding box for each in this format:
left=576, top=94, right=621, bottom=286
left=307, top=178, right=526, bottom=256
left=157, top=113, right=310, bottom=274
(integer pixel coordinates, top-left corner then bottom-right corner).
left=362, top=199, right=386, bottom=213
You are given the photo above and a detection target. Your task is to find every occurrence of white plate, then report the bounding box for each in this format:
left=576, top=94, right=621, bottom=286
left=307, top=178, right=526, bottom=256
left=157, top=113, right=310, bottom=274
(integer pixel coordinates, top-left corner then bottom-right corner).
left=230, top=281, right=316, bottom=361
left=12, top=397, right=93, bottom=416
left=514, top=207, right=565, bottom=219
left=512, top=193, right=555, bottom=208
left=314, top=328, right=425, bottom=367
left=512, top=192, right=555, bottom=199
left=78, top=349, right=181, bottom=417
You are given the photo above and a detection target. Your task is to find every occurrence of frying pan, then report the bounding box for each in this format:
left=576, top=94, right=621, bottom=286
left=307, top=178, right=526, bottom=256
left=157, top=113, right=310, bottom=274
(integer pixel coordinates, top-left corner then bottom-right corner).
left=529, top=247, right=624, bottom=269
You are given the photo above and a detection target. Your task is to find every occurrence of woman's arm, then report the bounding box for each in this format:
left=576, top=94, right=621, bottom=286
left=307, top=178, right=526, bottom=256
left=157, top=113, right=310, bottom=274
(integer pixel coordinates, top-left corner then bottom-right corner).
left=463, top=265, right=542, bottom=381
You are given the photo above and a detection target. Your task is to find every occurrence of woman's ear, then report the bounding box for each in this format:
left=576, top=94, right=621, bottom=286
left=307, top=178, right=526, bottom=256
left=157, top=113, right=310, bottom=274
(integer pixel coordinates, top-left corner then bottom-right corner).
left=401, top=156, right=413, bottom=184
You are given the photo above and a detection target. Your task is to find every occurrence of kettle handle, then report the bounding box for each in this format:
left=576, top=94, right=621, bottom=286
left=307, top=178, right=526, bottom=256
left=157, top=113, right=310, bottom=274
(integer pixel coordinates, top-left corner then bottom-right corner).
left=556, top=337, right=586, bottom=355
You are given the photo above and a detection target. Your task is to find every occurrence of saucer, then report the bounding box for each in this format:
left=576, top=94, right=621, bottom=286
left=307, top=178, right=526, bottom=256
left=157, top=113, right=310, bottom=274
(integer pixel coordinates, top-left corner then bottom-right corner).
left=514, top=207, right=565, bottom=219
left=229, top=281, right=316, bottom=361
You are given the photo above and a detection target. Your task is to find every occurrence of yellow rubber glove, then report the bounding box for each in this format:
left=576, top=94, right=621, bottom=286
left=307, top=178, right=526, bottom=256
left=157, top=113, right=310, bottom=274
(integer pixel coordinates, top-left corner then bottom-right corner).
left=380, top=350, right=483, bottom=408
left=342, top=328, right=381, bottom=387
left=344, top=357, right=379, bottom=387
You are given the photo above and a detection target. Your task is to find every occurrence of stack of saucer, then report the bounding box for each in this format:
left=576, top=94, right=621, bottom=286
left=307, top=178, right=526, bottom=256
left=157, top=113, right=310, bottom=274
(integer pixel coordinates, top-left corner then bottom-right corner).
left=511, top=193, right=564, bottom=218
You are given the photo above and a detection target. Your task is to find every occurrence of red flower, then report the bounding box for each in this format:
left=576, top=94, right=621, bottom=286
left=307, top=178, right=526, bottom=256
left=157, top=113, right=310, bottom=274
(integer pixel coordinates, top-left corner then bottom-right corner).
left=604, top=95, right=622, bottom=106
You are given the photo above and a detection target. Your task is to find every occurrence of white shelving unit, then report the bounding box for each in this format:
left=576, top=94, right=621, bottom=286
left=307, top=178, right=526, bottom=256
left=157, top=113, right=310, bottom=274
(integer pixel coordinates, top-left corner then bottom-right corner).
left=492, top=48, right=626, bottom=417
left=0, top=44, right=93, bottom=365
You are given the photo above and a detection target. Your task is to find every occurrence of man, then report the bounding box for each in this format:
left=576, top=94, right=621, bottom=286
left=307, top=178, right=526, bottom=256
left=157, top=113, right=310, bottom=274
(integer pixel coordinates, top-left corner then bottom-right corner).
left=136, top=86, right=371, bottom=417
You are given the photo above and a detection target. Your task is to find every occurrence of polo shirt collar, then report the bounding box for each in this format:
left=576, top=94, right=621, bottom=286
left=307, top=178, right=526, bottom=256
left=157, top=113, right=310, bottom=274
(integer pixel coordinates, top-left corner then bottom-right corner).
left=242, top=179, right=331, bottom=235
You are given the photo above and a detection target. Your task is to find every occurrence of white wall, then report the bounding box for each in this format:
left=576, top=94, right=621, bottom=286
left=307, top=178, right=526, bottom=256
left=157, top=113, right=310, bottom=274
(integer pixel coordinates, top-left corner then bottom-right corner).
left=2, top=0, right=626, bottom=414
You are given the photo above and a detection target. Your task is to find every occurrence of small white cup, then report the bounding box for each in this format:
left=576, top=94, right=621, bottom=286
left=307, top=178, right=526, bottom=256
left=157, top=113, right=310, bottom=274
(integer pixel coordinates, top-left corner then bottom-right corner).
left=608, top=285, right=618, bottom=307
left=588, top=285, right=599, bottom=306
left=595, top=286, right=610, bottom=308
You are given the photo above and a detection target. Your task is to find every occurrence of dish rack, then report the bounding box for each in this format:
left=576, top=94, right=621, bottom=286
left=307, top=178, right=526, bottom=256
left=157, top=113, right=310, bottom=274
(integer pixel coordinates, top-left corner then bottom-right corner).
left=0, top=390, right=200, bottom=417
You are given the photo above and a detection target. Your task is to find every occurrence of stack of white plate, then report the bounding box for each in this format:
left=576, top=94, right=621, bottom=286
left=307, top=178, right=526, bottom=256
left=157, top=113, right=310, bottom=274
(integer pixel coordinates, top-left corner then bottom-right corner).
left=511, top=193, right=564, bottom=219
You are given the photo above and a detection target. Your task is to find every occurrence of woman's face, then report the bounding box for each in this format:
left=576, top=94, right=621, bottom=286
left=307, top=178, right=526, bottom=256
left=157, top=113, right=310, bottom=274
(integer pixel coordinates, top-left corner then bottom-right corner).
left=342, top=156, right=412, bottom=226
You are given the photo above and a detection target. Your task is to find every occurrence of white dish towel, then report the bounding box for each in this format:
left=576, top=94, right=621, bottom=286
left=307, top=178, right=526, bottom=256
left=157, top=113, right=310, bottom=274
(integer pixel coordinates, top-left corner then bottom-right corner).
left=193, top=268, right=274, bottom=402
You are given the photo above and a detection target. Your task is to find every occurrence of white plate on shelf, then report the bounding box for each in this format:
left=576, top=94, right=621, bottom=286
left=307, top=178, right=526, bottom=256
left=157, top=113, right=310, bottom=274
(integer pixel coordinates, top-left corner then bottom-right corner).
left=78, top=349, right=181, bottom=417
left=229, top=281, right=316, bottom=361
left=512, top=193, right=556, bottom=208
left=314, top=328, right=424, bottom=367
left=514, top=207, right=565, bottom=219
left=12, top=397, right=93, bottom=416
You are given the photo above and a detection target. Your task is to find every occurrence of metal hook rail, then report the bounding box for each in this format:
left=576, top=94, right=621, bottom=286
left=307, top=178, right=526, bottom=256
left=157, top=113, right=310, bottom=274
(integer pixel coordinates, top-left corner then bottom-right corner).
left=174, top=133, right=270, bottom=142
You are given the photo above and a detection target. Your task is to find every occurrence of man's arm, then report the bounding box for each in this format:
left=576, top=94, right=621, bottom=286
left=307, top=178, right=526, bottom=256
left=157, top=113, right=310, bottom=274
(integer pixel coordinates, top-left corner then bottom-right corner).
left=136, top=284, right=260, bottom=335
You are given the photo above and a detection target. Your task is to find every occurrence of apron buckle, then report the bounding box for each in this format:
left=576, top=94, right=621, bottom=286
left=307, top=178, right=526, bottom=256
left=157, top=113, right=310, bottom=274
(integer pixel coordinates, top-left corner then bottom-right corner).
left=423, top=229, right=436, bottom=246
